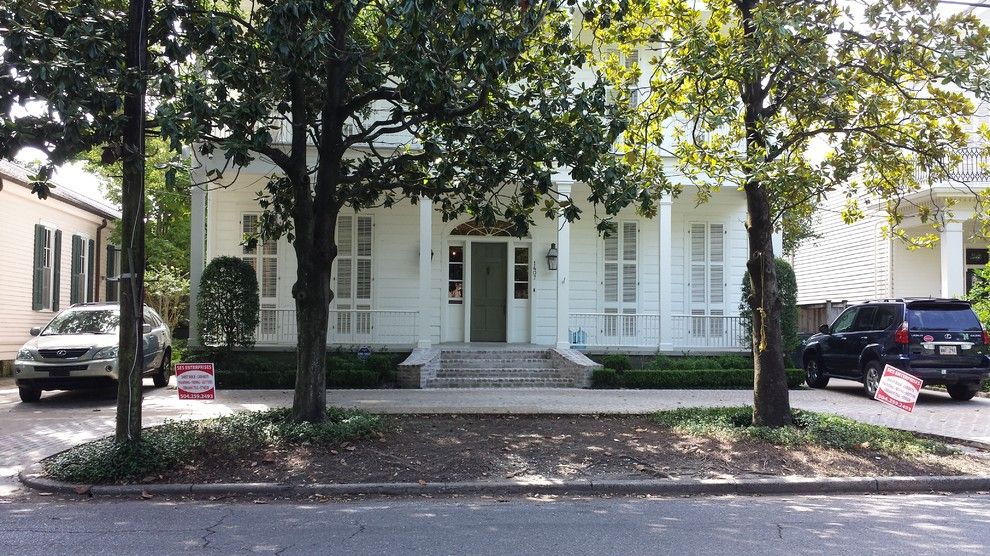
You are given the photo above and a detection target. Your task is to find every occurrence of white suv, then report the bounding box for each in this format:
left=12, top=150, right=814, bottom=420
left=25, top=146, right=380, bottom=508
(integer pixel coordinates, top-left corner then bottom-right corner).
left=13, top=303, right=172, bottom=402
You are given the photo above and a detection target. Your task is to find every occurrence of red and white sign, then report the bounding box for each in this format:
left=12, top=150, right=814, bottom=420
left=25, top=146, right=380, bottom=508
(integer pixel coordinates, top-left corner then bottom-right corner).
left=875, top=364, right=923, bottom=413
left=175, top=362, right=216, bottom=400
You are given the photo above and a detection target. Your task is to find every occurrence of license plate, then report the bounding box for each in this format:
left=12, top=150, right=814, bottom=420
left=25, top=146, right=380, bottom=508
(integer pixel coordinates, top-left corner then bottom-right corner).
left=48, top=369, right=70, bottom=377
left=939, top=345, right=958, bottom=356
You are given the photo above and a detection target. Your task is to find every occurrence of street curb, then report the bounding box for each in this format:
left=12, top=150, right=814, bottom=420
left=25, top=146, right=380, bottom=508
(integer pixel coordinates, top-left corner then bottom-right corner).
left=18, top=464, right=990, bottom=498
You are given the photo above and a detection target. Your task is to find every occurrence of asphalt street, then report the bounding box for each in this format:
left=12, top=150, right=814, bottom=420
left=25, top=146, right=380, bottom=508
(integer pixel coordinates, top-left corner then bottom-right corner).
left=1, top=494, right=988, bottom=555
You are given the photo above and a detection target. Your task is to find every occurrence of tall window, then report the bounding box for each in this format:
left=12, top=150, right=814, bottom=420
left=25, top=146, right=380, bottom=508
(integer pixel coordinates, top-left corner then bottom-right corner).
left=33, top=224, right=59, bottom=311
left=603, top=221, right=638, bottom=336
left=70, top=235, right=92, bottom=304
left=689, top=222, right=725, bottom=336
left=242, top=214, right=278, bottom=334
left=335, top=214, right=373, bottom=334
left=514, top=247, right=530, bottom=299
left=448, top=245, right=464, bottom=304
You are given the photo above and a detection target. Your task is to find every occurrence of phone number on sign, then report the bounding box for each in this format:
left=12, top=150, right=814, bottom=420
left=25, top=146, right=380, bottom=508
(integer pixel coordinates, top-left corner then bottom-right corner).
left=180, top=392, right=215, bottom=399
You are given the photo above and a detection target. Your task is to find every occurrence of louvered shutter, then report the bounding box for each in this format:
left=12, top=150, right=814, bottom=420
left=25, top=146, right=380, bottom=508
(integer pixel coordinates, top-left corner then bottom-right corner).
left=106, top=246, right=118, bottom=302
left=32, top=225, right=45, bottom=310
left=355, top=216, right=372, bottom=301
left=690, top=223, right=707, bottom=307
left=603, top=233, right=618, bottom=303
left=70, top=235, right=82, bottom=304
left=622, top=222, right=637, bottom=304
left=87, top=239, right=95, bottom=302
left=52, top=230, right=62, bottom=311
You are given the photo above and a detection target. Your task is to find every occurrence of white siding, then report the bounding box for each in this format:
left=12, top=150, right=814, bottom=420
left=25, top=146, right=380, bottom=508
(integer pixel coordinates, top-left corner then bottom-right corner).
left=792, top=195, right=892, bottom=305
left=0, top=180, right=115, bottom=360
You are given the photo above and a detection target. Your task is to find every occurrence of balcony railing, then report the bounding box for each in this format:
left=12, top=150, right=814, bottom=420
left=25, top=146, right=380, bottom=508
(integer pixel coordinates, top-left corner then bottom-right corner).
left=568, top=313, right=747, bottom=352
left=254, top=308, right=418, bottom=347
left=915, top=146, right=990, bottom=183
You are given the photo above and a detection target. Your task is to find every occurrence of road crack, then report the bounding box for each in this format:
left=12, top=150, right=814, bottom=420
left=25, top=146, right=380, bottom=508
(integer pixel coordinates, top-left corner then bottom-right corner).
left=201, top=508, right=233, bottom=551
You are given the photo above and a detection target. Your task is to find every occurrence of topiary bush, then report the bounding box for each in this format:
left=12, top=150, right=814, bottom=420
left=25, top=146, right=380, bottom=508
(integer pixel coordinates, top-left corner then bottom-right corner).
left=197, top=256, right=260, bottom=351
left=740, top=258, right=799, bottom=365
left=601, top=354, right=633, bottom=372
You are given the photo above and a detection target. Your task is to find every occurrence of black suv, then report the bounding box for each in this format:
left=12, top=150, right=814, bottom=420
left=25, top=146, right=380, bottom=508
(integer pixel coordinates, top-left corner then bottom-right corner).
left=800, top=299, right=990, bottom=401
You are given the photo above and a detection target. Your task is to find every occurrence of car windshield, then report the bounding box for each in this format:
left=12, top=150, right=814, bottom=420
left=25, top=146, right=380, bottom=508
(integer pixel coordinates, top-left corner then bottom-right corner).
left=907, top=307, right=982, bottom=332
left=43, top=310, right=119, bottom=335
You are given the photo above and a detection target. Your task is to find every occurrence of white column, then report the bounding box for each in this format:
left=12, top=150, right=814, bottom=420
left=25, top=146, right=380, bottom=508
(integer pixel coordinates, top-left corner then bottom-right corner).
left=418, top=197, right=433, bottom=349
left=555, top=185, right=572, bottom=350
left=188, top=183, right=206, bottom=347
left=940, top=220, right=965, bottom=298
left=658, top=194, right=673, bottom=351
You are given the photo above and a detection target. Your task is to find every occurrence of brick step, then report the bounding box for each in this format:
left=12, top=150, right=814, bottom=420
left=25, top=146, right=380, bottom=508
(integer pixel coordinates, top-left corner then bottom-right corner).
left=439, top=350, right=550, bottom=360
left=440, top=358, right=556, bottom=370
left=434, top=368, right=570, bottom=379
left=424, top=377, right=575, bottom=388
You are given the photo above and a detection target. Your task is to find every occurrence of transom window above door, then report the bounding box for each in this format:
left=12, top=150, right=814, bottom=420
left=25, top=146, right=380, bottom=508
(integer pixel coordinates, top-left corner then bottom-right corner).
left=450, top=219, right=529, bottom=237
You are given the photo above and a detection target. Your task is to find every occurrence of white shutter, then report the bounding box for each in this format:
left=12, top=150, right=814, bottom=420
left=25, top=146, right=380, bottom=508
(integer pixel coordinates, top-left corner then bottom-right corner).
left=337, top=259, right=352, bottom=300
left=356, top=260, right=372, bottom=300
left=337, top=216, right=353, bottom=257
left=622, top=222, right=637, bottom=305
left=709, top=224, right=724, bottom=305
left=242, top=214, right=258, bottom=255
left=335, top=214, right=372, bottom=309
left=604, top=232, right=618, bottom=303
left=690, top=223, right=707, bottom=307
left=357, top=216, right=372, bottom=257
left=603, top=222, right=638, bottom=336
left=262, top=257, right=278, bottom=298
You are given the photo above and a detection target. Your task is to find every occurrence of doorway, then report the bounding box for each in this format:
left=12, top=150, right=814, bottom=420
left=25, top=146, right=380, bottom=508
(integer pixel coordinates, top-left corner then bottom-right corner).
left=470, top=243, right=507, bottom=342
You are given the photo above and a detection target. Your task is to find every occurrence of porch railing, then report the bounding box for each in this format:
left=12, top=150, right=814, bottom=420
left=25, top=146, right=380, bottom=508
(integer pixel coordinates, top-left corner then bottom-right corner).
left=915, top=146, right=990, bottom=183
left=254, top=308, right=418, bottom=347
left=568, top=312, right=747, bottom=352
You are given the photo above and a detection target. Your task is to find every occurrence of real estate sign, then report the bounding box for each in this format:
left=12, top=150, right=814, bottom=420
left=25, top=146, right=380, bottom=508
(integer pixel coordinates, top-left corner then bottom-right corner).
left=874, top=364, right=922, bottom=413
left=175, top=362, right=216, bottom=400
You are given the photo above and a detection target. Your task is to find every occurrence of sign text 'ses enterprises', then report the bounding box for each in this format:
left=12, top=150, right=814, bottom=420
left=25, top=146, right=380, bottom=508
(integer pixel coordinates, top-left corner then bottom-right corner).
left=875, top=364, right=922, bottom=413
left=175, top=362, right=216, bottom=400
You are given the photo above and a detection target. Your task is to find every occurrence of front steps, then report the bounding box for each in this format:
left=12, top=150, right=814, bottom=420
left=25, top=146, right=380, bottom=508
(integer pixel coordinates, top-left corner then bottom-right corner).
left=397, top=344, right=601, bottom=389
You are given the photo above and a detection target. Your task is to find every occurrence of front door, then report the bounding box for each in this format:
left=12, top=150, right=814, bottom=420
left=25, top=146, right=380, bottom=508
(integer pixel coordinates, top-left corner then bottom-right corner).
left=470, top=243, right=507, bottom=342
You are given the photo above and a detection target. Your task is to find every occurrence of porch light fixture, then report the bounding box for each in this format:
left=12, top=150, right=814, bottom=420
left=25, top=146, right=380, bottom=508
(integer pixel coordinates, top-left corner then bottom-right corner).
left=546, top=243, right=559, bottom=271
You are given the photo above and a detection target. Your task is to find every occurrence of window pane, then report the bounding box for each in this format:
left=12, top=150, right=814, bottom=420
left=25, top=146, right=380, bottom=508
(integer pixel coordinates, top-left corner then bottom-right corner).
left=514, top=265, right=528, bottom=282
left=449, top=246, right=463, bottom=263
left=448, top=281, right=463, bottom=301
left=242, top=215, right=258, bottom=255
left=514, top=247, right=528, bottom=264
left=449, top=263, right=463, bottom=281
left=514, top=282, right=529, bottom=299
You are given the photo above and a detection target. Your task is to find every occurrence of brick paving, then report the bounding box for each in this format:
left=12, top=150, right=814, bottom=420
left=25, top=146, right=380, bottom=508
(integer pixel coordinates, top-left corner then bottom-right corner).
left=1, top=377, right=987, bottom=499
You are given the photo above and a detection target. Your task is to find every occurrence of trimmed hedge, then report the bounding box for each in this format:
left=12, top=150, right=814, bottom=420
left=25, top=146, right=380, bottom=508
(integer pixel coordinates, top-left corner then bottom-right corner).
left=648, top=354, right=753, bottom=371
left=185, top=349, right=400, bottom=389
left=601, top=354, right=633, bottom=372
left=592, top=368, right=805, bottom=389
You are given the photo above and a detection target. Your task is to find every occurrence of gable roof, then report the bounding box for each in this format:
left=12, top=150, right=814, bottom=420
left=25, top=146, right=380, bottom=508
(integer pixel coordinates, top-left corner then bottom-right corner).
left=0, top=159, right=121, bottom=220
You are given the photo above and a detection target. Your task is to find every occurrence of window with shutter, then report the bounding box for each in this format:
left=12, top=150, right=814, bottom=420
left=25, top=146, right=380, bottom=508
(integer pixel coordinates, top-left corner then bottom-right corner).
left=688, top=223, right=727, bottom=337
left=334, top=214, right=373, bottom=335
left=52, top=230, right=62, bottom=311
left=33, top=224, right=56, bottom=311
left=603, top=221, right=637, bottom=336
left=241, top=213, right=278, bottom=298
left=87, top=239, right=95, bottom=302
left=105, top=245, right=119, bottom=302
left=70, top=235, right=83, bottom=305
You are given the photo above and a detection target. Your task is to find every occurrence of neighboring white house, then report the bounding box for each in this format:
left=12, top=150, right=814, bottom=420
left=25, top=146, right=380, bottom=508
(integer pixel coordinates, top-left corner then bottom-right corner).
left=0, top=160, right=120, bottom=363
left=791, top=143, right=990, bottom=330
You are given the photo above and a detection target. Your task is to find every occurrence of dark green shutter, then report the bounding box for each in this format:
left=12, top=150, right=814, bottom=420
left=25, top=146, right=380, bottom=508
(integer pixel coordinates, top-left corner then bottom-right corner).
left=87, top=239, right=95, bottom=302
left=52, top=230, right=62, bottom=311
left=70, top=235, right=81, bottom=305
left=32, top=225, right=45, bottom=310
left=106, top=245, right=118, bottom=302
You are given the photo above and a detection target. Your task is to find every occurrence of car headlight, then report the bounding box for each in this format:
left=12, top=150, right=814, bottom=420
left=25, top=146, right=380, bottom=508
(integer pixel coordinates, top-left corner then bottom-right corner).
left=16, top=349, right=34, bottom=361
left=94, top=346, right=119, bottom=359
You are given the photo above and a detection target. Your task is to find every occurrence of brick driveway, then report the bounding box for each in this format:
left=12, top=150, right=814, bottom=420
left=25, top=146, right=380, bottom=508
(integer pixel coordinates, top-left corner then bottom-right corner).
left=1, top=377, right=987, bottom=498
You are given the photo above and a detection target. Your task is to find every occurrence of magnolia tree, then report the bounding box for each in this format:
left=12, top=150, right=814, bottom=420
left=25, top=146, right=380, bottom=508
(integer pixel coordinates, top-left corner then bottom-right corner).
left=155, top=0, right=641, bottom=422
left=588, top=0, right=990, bottom=425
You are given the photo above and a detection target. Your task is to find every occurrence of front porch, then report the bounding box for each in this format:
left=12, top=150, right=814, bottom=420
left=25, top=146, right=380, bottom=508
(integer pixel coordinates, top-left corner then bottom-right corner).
left=253, top=307, right=748, bottom=354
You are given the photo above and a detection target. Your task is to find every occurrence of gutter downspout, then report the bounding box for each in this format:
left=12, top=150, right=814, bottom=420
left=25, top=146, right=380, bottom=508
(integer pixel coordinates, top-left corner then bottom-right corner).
left=95, top=218, right=109, bottom=302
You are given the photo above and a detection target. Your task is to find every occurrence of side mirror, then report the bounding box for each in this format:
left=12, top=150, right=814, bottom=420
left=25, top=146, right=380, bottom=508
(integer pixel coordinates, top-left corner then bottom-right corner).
left=142, top=323, right=152, bottom=334
left=818, top=324, right=830, bottom=335
left=29, top=326, right=41, bottom=336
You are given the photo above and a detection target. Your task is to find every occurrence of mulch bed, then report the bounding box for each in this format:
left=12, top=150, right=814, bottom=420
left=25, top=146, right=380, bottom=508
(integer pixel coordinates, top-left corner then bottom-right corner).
left=156, top=415, right=990, bottom=485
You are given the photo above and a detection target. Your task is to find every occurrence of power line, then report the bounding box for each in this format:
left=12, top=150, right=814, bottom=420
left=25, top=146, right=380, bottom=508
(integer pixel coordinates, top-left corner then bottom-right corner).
left=937, top=1, right=990, bottom=8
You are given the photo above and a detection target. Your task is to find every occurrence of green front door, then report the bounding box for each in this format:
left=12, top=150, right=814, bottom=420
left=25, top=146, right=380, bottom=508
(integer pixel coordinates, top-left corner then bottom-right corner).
left=470, top=243, right=507, bottom=342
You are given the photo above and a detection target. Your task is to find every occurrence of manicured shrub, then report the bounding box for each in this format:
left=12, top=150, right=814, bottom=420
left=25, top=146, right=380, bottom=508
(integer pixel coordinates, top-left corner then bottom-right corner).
left=328, top=369, right=379, bottom=389
left=647, top=355, right=753, bottom=371
left=591, top=368, right=805, bottom=389
left=367, top=353, right=398, bottom=381
left=197, top=256, right=260, bottom=351
left=740, top=258, right=799, bottom=364
left=602, top=354, right=633, bottom=372
left=711, top=355, right=752, bottom=369
left=592, top=368, right=622, bottom=388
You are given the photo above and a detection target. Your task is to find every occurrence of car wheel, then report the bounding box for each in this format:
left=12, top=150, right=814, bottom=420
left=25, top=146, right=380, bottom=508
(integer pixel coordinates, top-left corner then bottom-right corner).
left=18, top=386, right=42, bottom=403
left=946, top=384, right=977, bottom=401
left=153, top=348, right=171, bottom=388
left=863, top=360, right=882, bottom=399
left=804, top=356, right=829, bottom=388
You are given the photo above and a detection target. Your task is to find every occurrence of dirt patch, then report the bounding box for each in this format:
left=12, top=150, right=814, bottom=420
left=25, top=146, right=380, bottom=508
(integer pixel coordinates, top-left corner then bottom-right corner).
left=155, top=415, right=990, bottom=485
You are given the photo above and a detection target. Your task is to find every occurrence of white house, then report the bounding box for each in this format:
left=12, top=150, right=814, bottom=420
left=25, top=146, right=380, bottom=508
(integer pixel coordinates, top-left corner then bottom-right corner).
left=0, top=160, right=120, bottom=365
left=791, top=144, right=990, bottom=329
left=184, top=16, right=771, bottom=387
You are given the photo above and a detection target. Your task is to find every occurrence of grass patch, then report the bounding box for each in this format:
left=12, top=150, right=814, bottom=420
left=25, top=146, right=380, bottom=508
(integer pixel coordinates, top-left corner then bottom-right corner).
left=653, top=406, right=954, bottom=457
left=44, top=408, right=384, bottom=484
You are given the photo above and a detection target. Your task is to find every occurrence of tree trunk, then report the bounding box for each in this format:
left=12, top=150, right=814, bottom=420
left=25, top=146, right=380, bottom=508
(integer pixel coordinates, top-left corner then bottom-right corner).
left=744, top=181, right=792, bottom=427
left=115, top=0, right=149, bottom=444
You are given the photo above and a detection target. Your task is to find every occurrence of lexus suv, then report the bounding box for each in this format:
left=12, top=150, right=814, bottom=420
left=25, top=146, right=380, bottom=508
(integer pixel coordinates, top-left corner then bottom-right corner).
left=800, top=299, right=990, bottom=401
left=12, top=303, right=172, bottom=403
